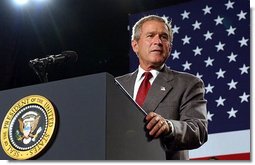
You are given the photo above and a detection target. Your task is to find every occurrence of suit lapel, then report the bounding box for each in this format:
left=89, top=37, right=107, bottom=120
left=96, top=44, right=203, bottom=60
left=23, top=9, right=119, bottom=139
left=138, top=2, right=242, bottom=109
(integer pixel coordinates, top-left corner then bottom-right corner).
left=142, top=67, right=174, bottom=113
left=121, top=70, right=138, bottom=97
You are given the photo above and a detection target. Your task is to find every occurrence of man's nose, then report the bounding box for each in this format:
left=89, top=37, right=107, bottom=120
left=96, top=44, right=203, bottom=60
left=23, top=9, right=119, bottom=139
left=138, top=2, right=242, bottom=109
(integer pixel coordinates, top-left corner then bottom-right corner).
left=153, top=35, right=163, bottom=45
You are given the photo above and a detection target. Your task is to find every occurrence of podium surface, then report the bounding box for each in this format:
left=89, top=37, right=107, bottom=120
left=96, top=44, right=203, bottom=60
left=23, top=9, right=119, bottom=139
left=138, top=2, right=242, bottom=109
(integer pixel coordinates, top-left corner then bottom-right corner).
left=0, top=73, right=165, bottom=160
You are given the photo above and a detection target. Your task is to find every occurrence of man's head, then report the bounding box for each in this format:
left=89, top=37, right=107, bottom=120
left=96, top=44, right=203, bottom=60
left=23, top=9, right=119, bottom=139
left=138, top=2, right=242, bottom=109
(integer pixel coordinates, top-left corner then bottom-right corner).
left=131, top=15, right=173, bottom=71
left=131, top=15, right=173, bottom=43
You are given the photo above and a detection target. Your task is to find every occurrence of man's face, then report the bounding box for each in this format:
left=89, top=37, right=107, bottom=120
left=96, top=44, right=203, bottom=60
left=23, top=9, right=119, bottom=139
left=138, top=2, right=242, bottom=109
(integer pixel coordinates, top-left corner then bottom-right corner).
left=132, top=20, right=171, bottom=70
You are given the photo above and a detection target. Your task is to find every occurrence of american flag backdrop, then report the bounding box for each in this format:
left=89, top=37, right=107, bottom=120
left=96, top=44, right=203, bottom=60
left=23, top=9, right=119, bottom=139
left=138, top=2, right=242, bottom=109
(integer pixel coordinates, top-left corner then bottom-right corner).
left=128, top=0, right=250, bottom=160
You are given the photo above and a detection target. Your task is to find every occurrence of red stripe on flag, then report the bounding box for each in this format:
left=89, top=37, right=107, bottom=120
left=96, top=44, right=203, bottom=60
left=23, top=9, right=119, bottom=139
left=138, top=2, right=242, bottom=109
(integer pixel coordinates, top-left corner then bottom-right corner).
left=191, top=152, right=250, bottom=160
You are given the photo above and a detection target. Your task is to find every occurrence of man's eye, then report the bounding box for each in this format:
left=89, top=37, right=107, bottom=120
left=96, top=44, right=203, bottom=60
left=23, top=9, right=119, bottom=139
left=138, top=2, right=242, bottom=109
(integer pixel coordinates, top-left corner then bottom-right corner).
left=161, top=35, right=169, bottom=40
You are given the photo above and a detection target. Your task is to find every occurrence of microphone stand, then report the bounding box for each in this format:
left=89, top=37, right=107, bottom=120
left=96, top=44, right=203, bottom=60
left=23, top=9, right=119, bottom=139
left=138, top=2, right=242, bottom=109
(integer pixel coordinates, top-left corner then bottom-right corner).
left=29, top=51, right=78, bottom=83
left=29, top=59, right=49, bottom=83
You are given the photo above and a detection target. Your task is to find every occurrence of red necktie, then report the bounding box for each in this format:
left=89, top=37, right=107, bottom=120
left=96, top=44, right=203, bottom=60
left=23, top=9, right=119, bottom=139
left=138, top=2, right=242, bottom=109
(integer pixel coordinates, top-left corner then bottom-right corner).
left=135, top=72, right=153, bottom=106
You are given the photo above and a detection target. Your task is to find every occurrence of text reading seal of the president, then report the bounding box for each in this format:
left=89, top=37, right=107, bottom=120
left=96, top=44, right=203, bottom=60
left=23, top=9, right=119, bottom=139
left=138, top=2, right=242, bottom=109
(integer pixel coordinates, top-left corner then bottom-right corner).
left=1, top=95, right=57, bottom=160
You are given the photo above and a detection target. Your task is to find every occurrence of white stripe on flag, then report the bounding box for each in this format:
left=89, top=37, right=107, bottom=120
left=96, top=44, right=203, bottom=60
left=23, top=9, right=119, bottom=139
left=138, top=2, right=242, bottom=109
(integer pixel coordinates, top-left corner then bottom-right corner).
left=189, top=129, right=250, bottom=159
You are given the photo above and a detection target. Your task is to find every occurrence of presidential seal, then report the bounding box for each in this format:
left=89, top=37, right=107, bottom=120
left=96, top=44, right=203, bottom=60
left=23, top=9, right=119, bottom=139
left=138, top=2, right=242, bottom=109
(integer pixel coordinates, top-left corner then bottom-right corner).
left=1, top=95, right=57, bottom=160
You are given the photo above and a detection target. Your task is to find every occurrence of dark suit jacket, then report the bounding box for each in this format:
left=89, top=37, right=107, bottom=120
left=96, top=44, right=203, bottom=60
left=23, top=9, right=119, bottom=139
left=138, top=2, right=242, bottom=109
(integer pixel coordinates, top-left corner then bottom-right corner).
left=116, top=66, right=208, bottom=160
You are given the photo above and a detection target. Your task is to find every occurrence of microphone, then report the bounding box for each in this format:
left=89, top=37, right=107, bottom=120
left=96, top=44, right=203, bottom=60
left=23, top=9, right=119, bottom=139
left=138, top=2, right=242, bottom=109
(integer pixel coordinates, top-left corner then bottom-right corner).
left=29, top=50, right=78, bottom=67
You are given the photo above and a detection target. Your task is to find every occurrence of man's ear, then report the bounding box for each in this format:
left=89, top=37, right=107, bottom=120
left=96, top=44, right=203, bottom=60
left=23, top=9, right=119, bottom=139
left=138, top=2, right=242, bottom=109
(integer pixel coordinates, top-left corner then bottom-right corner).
left=131, top=40, right=139, bottom=54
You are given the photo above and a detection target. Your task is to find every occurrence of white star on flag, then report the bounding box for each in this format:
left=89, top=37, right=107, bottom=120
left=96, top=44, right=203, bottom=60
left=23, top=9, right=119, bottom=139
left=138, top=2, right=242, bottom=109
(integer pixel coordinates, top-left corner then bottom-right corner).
left=214, top=15, right=224, bottom=25
left=172, top=25, right=180, bottom=34
left=215, top=41, right=225, bottom=52
left=215, top=68, right=226, bottom=79
left=227, top=108, right=238, bottom=118
left=237, top=10, right=247, bottom=20
left=226, top=26, right=236, bottom=36
left=239, top=64, right=249, bottom=75
left=192, top=20, right=202, bottom=30
left=182, top=35, right=191, bottom=45
left=204, top=57, right=214, bottom=67
left=171, top=50, right=181, bottom=60
left=203, top=31, right=213, bottom=40
left=182, top=61, right=192, bottom=71
left=207, top=111, right=214, bottom=121
left=205, top=83, right=214, bottom=94
left=162, top=15, right=169, bottom=22
left=195, top=72, right=203, bottom=79
left=181, top=10, right=190, bottom=20
left=215, top=96, right=226, bottom=107
left=227, top=79, right=238, bottom=90
left=225, top=0, right=235, bottom=10
left=227, top=52, right=238, bottom=63
left=239, top=92, right=250, bottom=103
left=202, top=5, right=212, bottom=15
left=238, top=37, right=249, bottom=47
left=193, top=46, right=203, bottom=56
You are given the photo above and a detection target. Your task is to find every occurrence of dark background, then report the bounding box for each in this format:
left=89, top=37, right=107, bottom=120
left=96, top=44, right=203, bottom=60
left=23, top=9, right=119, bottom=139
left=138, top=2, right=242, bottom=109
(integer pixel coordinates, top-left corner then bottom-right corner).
left=0, top=0, right=190, bottom=90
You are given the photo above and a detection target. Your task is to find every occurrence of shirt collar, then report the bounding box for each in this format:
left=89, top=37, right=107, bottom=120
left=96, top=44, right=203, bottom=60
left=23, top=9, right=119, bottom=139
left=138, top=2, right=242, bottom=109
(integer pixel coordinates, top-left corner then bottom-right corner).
left=137, top=64, right=164, bottom=80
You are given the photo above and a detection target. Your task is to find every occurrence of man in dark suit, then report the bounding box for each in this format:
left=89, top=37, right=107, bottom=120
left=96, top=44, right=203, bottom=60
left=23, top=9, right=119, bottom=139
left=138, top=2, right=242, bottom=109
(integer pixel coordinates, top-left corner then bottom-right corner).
left=116, top=15, right=208, bottom=160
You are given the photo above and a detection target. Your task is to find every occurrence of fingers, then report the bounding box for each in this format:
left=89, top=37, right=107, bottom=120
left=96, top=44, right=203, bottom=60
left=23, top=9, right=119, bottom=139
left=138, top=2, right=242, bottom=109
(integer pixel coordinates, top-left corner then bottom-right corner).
left=145, top=112, right=156, bottom=121
left=145, top=112, right=170, bottom=138
left=149, top=120, right=167, bottom=138
left=145, top=112, right=161, bottom=129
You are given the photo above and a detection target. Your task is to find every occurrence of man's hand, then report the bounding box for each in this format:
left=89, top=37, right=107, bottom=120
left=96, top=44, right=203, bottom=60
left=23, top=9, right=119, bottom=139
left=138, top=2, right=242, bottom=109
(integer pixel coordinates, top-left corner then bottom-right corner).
left=145, top=112, right=171, bottom=138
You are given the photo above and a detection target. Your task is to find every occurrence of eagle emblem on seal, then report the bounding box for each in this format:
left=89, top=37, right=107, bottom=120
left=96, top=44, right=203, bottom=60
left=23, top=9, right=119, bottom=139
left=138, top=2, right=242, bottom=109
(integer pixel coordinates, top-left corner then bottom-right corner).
left=16, top=111, right=42, bottom=144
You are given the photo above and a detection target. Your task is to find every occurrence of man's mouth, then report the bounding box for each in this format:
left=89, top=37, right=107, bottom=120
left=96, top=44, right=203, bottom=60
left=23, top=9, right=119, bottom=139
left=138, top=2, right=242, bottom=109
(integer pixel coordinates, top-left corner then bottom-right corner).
left=151, top=49, right=162, bottom=53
